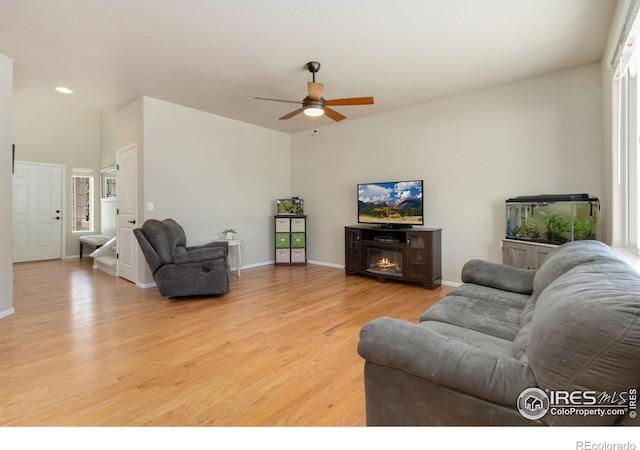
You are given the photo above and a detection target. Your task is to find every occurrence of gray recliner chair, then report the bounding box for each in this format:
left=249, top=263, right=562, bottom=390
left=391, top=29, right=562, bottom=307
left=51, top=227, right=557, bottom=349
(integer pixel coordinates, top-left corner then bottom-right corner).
left=133, top=218, right=230, bottom=298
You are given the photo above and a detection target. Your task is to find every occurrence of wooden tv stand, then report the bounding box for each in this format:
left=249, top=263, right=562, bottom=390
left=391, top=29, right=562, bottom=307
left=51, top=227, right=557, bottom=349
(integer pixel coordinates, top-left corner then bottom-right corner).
left=344, top=225, right=442, bottom=289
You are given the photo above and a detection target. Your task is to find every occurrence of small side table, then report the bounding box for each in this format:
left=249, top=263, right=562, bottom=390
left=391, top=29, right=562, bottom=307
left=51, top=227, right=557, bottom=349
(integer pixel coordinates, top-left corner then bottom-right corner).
left=219, top=239, right=243, bottom=277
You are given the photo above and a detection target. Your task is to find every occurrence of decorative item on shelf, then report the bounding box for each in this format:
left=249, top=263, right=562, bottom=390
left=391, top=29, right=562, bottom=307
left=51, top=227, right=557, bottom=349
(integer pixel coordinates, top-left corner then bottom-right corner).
left=276, top=197, right=304, bottom=215
left=222, top=228, right=237, bottom=240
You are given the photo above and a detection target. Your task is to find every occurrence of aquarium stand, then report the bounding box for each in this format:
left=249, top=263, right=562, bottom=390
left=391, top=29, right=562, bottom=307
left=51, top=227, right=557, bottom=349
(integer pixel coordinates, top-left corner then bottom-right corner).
left=344, top=225, right=442, bottom=289
left=501, top=239, right=558, bottom=270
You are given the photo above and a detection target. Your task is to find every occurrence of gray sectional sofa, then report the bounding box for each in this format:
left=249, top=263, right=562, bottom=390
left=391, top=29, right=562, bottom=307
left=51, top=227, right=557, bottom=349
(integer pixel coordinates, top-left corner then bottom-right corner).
left=358, top=240, right=640, bottom=425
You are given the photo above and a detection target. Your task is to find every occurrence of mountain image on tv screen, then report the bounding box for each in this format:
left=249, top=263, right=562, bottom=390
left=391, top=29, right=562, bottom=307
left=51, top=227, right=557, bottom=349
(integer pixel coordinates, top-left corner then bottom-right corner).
left=358, top=180, right=423, bottom=225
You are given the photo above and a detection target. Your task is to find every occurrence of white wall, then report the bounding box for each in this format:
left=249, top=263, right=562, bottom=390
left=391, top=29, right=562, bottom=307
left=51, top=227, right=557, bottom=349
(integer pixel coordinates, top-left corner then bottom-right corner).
left=12, top=94, right=102, bottom=257
left=0, top=53, right=14, bottom=318
left=291, top=63, right=603, bottom=283
left=141, top=96, right=290, bottom=269
left=100, top=111, right=117, bottom=169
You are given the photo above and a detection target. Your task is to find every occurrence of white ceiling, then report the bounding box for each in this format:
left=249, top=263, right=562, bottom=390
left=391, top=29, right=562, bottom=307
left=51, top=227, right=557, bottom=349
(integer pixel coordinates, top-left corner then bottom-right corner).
left=0, top=0, right=619, bottom=134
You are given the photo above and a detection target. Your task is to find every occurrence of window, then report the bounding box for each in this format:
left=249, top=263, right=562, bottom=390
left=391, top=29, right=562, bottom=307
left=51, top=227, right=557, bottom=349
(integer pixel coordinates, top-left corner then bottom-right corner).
left=613, top=1, right=640, bottom=254
left=628, top=62, right=639, bottom=251
left=619, top=57, right=639, bottom=252
left=71, top=168, right=94, bottom=232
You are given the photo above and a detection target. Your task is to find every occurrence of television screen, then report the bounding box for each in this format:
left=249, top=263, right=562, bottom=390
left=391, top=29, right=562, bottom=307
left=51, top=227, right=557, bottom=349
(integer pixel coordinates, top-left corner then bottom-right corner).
left=357, top=180, right=424, bottom=227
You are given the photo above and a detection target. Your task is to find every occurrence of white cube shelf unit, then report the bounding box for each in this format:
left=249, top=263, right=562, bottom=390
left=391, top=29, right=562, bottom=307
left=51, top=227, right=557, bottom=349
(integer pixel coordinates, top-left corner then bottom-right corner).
left=274, top=214, right=307, bottom=266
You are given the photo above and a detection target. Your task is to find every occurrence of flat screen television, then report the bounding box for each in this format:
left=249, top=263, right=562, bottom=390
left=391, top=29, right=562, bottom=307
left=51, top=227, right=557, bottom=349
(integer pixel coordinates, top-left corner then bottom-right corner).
left=357, top=180, right=424, bottom=228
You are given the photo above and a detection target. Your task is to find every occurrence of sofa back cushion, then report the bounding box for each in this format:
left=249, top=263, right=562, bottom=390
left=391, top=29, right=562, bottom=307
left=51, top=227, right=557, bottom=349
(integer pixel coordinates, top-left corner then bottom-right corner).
left=515, top=241, right=625, bottom=360
left=532, top=240, right=613, bottom=300
left=520, top=240, right=614, bottom=329
left=141, top=218, right=187, bottom=265
left=526, top=258, right=640, bottom=425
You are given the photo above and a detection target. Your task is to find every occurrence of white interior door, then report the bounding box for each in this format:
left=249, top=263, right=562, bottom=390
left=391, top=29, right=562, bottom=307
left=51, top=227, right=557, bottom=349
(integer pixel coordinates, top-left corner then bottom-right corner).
left=13, top=162, right=63, bottom=262
left=116, top=144, right=138, bottom=283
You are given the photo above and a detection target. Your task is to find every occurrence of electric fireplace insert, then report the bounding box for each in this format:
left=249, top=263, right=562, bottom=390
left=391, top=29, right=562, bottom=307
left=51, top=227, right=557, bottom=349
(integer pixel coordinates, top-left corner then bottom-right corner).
left=365, top=246, right=403, bottom=277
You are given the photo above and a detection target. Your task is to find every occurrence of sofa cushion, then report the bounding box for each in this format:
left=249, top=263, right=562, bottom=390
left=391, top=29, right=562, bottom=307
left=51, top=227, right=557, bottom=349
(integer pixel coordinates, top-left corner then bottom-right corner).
left=531, top=240, right=613, bottom=303
left=421, top=286, right=527, bottom=341
left=520, top=240, right=615, bottom=330
left=527, top=258, right=640, bottom=425
left=516, top=240, right=632, bottom=361
left=444, top=283, right=531, bottom=308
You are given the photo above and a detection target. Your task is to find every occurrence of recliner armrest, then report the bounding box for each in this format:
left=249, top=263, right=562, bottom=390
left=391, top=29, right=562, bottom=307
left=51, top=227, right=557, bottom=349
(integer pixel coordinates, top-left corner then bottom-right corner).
left=358, top=317, right=537, bottom=407
left=186, top=241, right=229, bottom=252
left=173, top=247, right=226, bottom=264
left=461, top=259, right=534, bottom=294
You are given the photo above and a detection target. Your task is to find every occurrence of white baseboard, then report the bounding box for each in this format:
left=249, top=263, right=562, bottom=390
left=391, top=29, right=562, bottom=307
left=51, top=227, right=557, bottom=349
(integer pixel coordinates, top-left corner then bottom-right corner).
left=308, top=260, right=344, bottom=269
left=240, top=261, right=275, bottom=270
left=136, top=281, right=157, bottom=289
left=0, top=307, right=15, bottom=319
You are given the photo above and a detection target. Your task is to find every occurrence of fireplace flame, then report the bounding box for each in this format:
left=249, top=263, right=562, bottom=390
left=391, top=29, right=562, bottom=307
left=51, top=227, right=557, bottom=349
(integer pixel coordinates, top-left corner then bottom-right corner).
left=374, top=257, right=399, bottom=272
left=366, top=248, right=403, bottom=276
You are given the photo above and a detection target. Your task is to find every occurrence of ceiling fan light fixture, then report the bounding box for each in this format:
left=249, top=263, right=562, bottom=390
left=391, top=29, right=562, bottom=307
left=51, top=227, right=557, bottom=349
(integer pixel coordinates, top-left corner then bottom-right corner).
left=55, top=86, right=73, bottom=94
left=255, top=61, right=374, bottom=123
left=304, top=106, right=324, bottom=117
left=303, top=97, right=325, bottom=117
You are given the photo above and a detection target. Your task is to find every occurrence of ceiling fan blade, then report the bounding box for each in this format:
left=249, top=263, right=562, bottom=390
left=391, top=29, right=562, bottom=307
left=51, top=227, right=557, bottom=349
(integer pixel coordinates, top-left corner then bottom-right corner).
left=254, top=97, right=302, bottom=105
left=279, top=108, right=305, bottom=120
left=324, top=107, right=346, bottom=122
left=307, top=82, right=324, bottom=101
left=325, top=96, right=374, bottom=106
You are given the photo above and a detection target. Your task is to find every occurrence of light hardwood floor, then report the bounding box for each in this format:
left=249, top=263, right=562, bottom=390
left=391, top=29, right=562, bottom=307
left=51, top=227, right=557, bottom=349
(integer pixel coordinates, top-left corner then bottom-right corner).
left=1, top=259, right=450, bottom=426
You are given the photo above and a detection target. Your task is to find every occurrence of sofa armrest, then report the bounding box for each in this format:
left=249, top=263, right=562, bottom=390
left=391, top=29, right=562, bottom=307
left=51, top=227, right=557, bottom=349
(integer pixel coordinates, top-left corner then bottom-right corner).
left=358, top=317, right=537, bottom=407
left=173, top=247, right=226, bottom=264
left=461, top=259, right=534, bottom=294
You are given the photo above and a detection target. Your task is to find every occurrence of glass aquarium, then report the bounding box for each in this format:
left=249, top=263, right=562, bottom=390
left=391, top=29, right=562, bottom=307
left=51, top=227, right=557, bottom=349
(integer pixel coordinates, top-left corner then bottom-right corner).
left=276, top=197, right=304, bottom=215
left=505, top=194, right=600, bottom=245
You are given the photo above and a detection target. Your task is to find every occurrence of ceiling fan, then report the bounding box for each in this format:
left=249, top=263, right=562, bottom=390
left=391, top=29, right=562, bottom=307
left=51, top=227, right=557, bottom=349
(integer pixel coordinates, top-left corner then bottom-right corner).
left=254, top=61, right=374, bottom=122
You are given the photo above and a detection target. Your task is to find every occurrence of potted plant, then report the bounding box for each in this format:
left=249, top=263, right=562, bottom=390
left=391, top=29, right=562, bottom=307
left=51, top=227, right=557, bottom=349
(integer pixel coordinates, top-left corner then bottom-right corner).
left=222, top=228, right=237, bottom=240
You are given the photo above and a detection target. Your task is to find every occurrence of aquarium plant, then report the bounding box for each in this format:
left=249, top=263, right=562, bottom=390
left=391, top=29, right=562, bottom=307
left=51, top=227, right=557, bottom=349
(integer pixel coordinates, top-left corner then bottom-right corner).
left=573, top=216, right=597, bottom=240
left=539, top=211, right=571, bottom=243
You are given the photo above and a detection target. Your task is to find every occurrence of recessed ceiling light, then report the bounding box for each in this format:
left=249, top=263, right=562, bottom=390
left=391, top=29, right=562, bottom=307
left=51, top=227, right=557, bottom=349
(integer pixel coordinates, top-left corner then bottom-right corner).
left=55, top=87, right=73, bottom=94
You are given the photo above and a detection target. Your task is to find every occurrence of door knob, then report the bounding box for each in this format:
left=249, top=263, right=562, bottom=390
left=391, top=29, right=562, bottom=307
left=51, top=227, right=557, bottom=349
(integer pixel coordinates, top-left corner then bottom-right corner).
left=53, top=216, right=60, bottom=220
left=128, top=220, right=136, bottom=224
